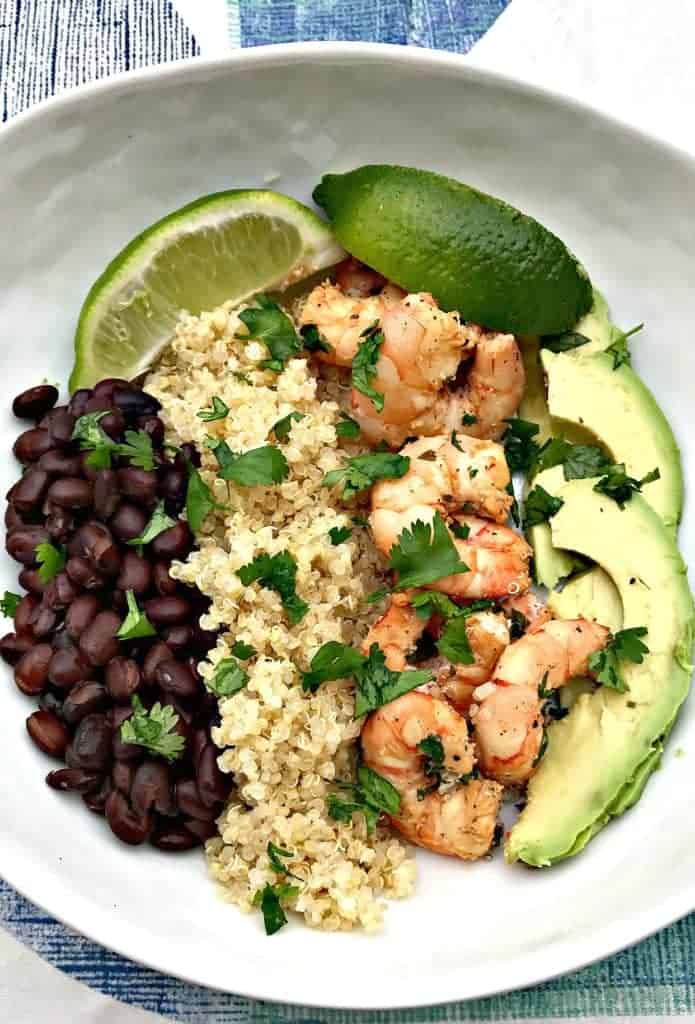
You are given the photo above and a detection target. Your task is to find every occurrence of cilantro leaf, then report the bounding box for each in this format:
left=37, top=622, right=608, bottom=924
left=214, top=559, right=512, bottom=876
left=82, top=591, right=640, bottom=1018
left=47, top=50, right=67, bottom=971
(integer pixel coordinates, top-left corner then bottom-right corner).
left=231, top=641, right=256, bottom=660
left=210, top=441, right=289, bottom=486
left=357, top=762, right=401, bottom=816
left=72, top=411, right=113, bottom=468
left=327, top=793, right=379, bottom=833
left=437, top=616, right=475, bottom=665
left=238, top=551, right=308, bottom=625
left=115, top=430, right=155, bottom=471
left=197, top=396, right=229, bottom=422
left=186, top=464, right=218, bottom=532
left=271, top=411, right=305, bottom=443
left=301, top=640, right=366, bottom=692
left=267, top=841, right=294, bottom=875
left=389, top=512, right=468, bottom=590
left=239, top=295, right=301, bottom=371
left=532, top=437, right=572, bottom=476
left=352, top=515, right=369, bottom=528
left=540, top=331, right=591, bottom=353
left=451, top=521, right=470, bottom=540
left=563, top=444, right=611, bottom=480
left=323, top=452, right=409, bottom=501
left=588, top=626, right=649, bottom=692
left=606, top=323, right=643, bottom=370
left=35, top=542, right=66, bottom=583
left=353, top=644, right=431, bottom=718
left=116, top=590, right=157, bottom=640
left=0, top=591, right=21, bottom=617
left=523, top=486, right=565, bottom=529
left=120, top=695, right=185, bottom=762
left=418, top=735, right=445, bottom=780
left=503, top=418, right=541, bottom=474
left=254, top=882, right=299, bottom=936
left=411, top=591, right=462, bottom=621
left=461, top=413, right=478, bottom=426
left=593, top=464, right=659, bottom=508
left=300, top=323, right=331, bottom=354
left=365, top=586, right=389, bottom=605
left=127, top=501, right=176, bottom=550
left=351, top=324, right=384, bottom=412
left=328, top=525, right=352, bottom=545
left=206, top=657, right=248, bottom=697
left=335, top=413, right=361, bottom=439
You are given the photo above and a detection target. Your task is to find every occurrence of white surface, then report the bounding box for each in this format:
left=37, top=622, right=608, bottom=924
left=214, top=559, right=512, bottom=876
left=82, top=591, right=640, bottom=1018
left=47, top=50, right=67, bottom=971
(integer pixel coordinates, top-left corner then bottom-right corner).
left=1, top=44, right=695, bottom=1011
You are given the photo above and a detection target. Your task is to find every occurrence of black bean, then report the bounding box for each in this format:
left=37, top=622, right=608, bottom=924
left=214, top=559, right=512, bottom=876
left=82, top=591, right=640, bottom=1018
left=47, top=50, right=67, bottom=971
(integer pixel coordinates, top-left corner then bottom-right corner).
left=192, top=624, right=219, bottom=657
left=13, top=384, right=59, bottom=421
left=93, top=378, right=130, bottom=401
left=116, top=551, right=152, bottom=595
left=26, top=709, right=70, bottom=757
left=142, top=641, right=173, bottom=684
left=190, top=728, right=209, bottom=773
left=6, top=526, right=50, bottom=565
left=65, top=594, right=101, bottom=639
left=113, top=387, right=161, bottom=420
left=105, top=657, right=141, bottom=702
left=138, top=416, right=165, bottom=449
left=38, top=688, right=65, bottom=717
left=82, top=775, right=112, bottom=814
left=110, top=706, right=141, bottom=761
left=150, top=825, right=199, bottom=852
left=77, top=522, right=121, bottom=576
left=117, top=468, right=158, bottom=506
left=105, top=790, right=151, bottom=845
left=62, top=680, right=109, bottom=724
left=48, top=646, right=90, bottom=689
left=46, top=477, right=93, bottom=509
left=151, top=521, right=193, bottom=561
left=110, top=503, right=147, bottom=543
left=145, top=596, right=191, bottom=626
left=0, top=631, right=33, bottom=665
left=69, top=713, right=112, bottom=771
left=65, top=556, right=105, bottom=591
left=183, top=818, right=217, bottom=842
left=30, top=605, right=58, bottom=639
left=159, top=468, right=187, bottom=516
left=161, top=624, right=194, bottom=654
left=13, top=640, right=50, bottom=693
left=79, top=610, right=121, bottom=667
left=98, top=409, right=126, bottom=440
left=80, top=452, right=101, bottom=481
left=131, top=760, right=175, bottom=817
left=37, top=450, right=84, bottom=476
left=155, top=659, right=198, bottom=698
left=18, top=568, right=46, bottom=596
left=45, top=506, right=76, bottom=543
left=82, top=395, right=114, bottom=416
left=112, top=761, right=136, bottom=794
left=5, top=504, right=25, bottom=531
left=175, top=442, right=200, bottom=470
left=12, top=468, right=49, bottom=514
left=93, top=469, right=120, bottom=519
left=197, top=743, right=231, bottom=807
left=175, top=778, right=215, bottom=821
left=68, top=389, right=92, bottom=419
left=152, top=561, right=177, bottom=597
left=43, top=408, right=76, bottom=448
left=43, top=571, right=79, bottom=610
left=46, top=767, right=102, bottom=794
left=14, top=594, right=40, bottom=634
left=13, top=427, right=53, bottom=463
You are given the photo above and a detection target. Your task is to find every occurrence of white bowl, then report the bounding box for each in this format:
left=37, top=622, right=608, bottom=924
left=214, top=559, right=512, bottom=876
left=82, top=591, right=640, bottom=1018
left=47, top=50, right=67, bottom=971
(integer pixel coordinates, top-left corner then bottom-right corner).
left=1, top=42, right=694, bottom=1011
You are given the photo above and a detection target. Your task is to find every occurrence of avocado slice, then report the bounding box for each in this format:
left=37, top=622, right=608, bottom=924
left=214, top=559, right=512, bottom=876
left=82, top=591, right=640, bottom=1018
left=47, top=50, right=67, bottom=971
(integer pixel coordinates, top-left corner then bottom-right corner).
left=526, top=466, right=584, bottom=588
left=506, top=480, right=694, bottom=867
left=548, top=568, right=623, bottom=633
left=543, top=349, right=683, bottom=533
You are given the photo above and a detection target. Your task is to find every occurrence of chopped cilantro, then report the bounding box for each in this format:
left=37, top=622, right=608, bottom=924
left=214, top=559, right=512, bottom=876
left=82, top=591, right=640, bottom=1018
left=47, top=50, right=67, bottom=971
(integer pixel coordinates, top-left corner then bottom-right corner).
left=116, top=590, right=157, bottom=640
left=351, top=323, right=384, bottom=412
left=503, top=418, right=541, bottom=474
left=523, top=486, right=565, bottom=529
left=127, top=502, right=176, bottom=551
left=437, top=616, right=475, bottom=665
left=186, top=464, right=219, bottom=532
left=231, top=641, right=256, bottom=660
left=507, top=481, right=520, bottom=527
left=532, top=437, right=572, bottom=476
left=588, top=626, right=649, bottom=692
left=115, top=430, right=156, bottom=471
left=450, top=430, right=464, bottom=453
left=533, top=730, right=550, bottom=767
left=451, top=521, right=470, bottom=541
left=323, top=451, right=409, bottom=500
left=540, top=331, right=591, bottom=353
left=335, top=412, right=361, bottom=440
left=352, top=515, right=370, bottom=528
left=120, top=695, right=184, bottom=762
left=35, top=542, right=66, bottom=583
left=563, top=444, right=612, bottom=480
left=301, top=640, right=368, bottom=692
left=542, top=689, right=569, bottom=721
left=328, top=525, right=352, bottom=545
left=606, top=323, right=643, bottom=370
left=353, top=644, right=431, bottom=718
left=593, top=464, right=660, bottom=508
left=327, top=763, right=401, bottom=833
left=271, top=411, right=305, bottom=442
left=389, top=512, right=468, bottom=590
left=253, top=881, right=299, bottom=935
left=197, top=396, right=229, bottom=422
left=300, top=323, right=331, bottom=354
left=238, top=551, right=308, bottom=625
left=71, top=413, right=155, bottom=470
left=267, top=841, right=295, bottom=875
left=205, top=657, right=248, bottom=697
left=209, top=440, right=289, bottom=486
left=461, top=413, right=478, bottom=426
left=238, top=295, right=301, bottom=371
left=417, top=734, right=445, bottom=800
left=509, top=609, right=528, bottom=641
left=0, top=591, right=21, bottom=617
left=411, top=591, right=462, bottom=621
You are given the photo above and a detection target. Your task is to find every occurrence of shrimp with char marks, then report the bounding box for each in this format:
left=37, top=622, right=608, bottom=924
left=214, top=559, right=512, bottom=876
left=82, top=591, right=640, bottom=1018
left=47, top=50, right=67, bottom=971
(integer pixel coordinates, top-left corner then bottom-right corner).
left=471, top=618, right=610, bottom=786
left=361, top=690, right=503, bottom=860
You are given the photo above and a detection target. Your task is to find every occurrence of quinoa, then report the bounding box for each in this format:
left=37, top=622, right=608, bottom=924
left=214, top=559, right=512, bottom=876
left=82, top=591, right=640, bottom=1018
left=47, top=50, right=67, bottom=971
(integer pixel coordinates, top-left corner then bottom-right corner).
left=146, top=301, right=416, bottom=932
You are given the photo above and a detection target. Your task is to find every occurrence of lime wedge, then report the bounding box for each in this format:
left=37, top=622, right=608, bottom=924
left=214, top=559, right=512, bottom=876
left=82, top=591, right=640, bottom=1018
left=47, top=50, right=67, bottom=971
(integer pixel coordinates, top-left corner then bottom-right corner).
left=313, top=165, right=592, bottom=335
left=69, top=190, right=344, bottom=391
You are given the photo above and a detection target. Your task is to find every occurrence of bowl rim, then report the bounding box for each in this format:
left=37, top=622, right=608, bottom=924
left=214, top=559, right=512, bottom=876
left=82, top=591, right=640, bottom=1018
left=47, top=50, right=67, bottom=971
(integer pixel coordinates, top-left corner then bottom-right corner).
left=1, top=40, right=695, bottom=1010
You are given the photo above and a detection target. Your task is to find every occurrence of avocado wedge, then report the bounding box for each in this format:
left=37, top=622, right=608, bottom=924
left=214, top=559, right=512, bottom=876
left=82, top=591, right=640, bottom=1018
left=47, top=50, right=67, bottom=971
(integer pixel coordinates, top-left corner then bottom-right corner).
left=506, top=480, right=694, bottom=866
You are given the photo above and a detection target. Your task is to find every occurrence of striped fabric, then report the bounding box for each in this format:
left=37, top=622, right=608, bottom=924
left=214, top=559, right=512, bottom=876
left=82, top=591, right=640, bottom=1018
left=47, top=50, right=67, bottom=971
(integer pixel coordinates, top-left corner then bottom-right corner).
left=1, top=1, right=694, bottom=1021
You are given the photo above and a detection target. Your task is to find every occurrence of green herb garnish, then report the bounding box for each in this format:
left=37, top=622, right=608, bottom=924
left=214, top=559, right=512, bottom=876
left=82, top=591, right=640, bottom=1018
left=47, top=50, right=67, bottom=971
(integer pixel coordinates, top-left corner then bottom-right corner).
left=0, top=591, right=21, bottom=617
left=127, top=501, right=176, bottom=551
left=328, top=525, right=352, bottom=545
left=389, top=512, right=468, bottom=590
left=327, top=763, right=400, bottom=834
left=606, top=323, right=643, bottom=370
left=437, top=616, right=475, bottom=665
left=353, top=644, right=431, bottom=718
left=238, top=295, right=301, bottom=371
left=323, top=451, right=409, bottom=501
left=253, top=882, right=300, bottom=936
left=416, top=734, right=446, bottom=800
left=186, top=464, right=219, bottom=532
left=197, top=396, right=229, bottom=422
left=238, top=551, right=308, bottom=625
left=267, top=841, right=295, bottom=875
left=351, top=323, right=384, bottom=412
left=206, top=657, right=248, bottom=697
left=335, top=413, right=361, bottom=439
left=209, top=440, right=289, bottom=486
left=301, top=640, right=368, bottom=692
left=588, top=627, right=649, bottom=692
left=503, top=418, right=541, bottom=474
left=116, top=590, right=157, bottom=640
left=593, top=464, right=660, bottom=508
left=231, top=641, right=256, bottom=660
left=523, top=486, right=565, bottom=528
left=271, top=411, right=305, bottom=443
left=300, top=323, right=331, bottom=354
left=71, top=413, right=155, bottom=470
left=120, top=695, right=185, bottom=762
left=461, top=413, right=478, bottom=426
left=540, top=331, right=591, bottom=353
left=35, top=542, right=66, bottom=583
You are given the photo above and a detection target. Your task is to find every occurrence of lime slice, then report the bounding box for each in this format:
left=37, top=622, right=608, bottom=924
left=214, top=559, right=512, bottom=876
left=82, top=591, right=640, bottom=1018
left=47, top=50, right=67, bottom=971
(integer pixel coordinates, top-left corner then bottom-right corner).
left=313, top=165, right=592, bottom=335
left=70, top=190, right=344, bottom=391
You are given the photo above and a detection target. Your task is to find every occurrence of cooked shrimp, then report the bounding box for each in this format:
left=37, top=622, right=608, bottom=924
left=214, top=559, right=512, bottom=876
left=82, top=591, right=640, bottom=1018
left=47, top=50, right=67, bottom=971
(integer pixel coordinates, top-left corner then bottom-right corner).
left=500, top=591, right=552, bottom=635
left=363, top=592, right=427, bottom=671
left=298, top=282, right=385, bottom=367
left=371, top=434, right=512, bottom=525
left=369, top=506, right=532, bottom=600
left=471, top=618, right=609, bottom=785
left=425, top=611, right=510, bottom=712
left=361, top=690, right=503, bottom=859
